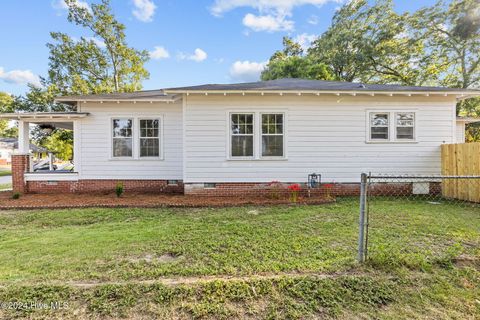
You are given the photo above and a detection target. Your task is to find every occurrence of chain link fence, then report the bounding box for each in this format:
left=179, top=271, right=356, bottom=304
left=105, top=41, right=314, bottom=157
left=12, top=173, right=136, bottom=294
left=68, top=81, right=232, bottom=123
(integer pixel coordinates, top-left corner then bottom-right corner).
left=357, top=174, right=480, bottom=268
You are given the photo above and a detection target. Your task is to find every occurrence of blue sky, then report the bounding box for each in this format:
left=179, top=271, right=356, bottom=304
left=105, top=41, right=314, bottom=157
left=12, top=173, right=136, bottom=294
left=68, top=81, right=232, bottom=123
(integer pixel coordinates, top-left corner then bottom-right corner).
left=0, top=0, right=439, bottom=95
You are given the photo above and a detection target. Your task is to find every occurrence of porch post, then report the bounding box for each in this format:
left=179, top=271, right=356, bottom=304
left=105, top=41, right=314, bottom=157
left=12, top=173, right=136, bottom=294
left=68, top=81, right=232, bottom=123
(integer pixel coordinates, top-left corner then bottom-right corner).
left=12, top=121, right=31, bottom=193
left=73, top=120, right=81, bottom=174
left=17, top=120, right=30, bottom=154
left=11, top=154, right=30, bottom=193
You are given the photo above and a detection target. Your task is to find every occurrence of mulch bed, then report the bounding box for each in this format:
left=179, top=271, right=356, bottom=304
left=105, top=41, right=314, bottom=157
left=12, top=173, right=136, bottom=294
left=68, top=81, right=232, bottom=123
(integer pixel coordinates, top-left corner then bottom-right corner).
left=0, top=191, right=335, bottom=210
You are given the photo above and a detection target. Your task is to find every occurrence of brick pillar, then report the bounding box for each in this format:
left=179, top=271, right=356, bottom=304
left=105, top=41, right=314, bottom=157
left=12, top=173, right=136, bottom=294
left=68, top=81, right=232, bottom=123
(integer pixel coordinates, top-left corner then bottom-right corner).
left=12, top=154, right=30, bottom=193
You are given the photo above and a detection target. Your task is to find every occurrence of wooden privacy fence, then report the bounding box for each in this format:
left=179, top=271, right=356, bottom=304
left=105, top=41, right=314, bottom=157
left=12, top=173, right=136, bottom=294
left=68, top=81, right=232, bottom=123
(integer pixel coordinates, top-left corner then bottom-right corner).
left=441, top=142, right=480, bottom=202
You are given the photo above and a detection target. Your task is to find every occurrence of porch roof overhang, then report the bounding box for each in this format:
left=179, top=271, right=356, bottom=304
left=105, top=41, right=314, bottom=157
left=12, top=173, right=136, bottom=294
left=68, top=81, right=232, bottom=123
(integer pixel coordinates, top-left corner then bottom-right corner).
left=54, top=93, right=181, bottom=105
left=0, top=112, right=89, bottom=121
left=0, top=112, right=89, bottom=130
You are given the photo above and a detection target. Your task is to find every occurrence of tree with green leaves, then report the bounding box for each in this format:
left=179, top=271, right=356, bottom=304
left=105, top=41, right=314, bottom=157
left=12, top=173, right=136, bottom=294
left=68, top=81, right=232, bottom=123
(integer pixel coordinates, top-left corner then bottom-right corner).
left=49, top=0, right=149, bottom=95
left=12, top=0, right=149, bottom=114
left=413, top=0, right=480, bottom=139
left=9, top=0, right=150, bottom=148
left=0, top=92, right=17, bottom=138
left=413, top=0, right=479, bottom=90
left=264, top=0, right=444, bottom=85
left=308, top=0, right=434, bottom=85
left=261, top=37, right=334, bottom=81
left=42, top=130, right=74, bottom=161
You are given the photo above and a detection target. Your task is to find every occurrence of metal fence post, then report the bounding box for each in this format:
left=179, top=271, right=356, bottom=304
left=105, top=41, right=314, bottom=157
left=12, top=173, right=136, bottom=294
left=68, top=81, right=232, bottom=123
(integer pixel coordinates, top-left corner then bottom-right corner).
left=357, top=173, right=368, bottom=263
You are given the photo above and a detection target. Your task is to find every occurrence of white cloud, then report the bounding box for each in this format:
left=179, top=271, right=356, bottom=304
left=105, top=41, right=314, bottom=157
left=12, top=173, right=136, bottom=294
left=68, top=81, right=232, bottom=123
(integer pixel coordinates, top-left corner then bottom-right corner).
left=52, top=0, right=91, bottom=13
left=149, top=46, right=170, bottom=60
left=132, top=0, right=157, bottom=22
left=294, top=33, right=317, bottom=50
left=211, top=0, right=344, bottom=32
left=0, top=67, right=41, bottom=87
left=211, top=0, right=341, bottom=16
left=242, top=13, right=294, bottom=32
left=229, top=60, right=267, bottom=82
left=178, top=48, right=208, bottom=62
left=307, top=15, right=319, bottom=25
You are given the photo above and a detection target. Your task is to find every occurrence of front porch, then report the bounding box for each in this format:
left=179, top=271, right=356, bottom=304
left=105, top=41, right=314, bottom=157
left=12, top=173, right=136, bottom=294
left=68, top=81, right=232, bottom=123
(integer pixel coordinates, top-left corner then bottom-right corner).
left=0, top=112, right=88, bottom=193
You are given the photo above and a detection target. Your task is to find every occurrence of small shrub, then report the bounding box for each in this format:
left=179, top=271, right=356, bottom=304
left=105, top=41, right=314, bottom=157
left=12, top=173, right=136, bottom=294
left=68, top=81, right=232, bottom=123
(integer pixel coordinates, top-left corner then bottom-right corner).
left=115, top=182, right=124, bottom=198
left=12, top=192, right=20, bottom=199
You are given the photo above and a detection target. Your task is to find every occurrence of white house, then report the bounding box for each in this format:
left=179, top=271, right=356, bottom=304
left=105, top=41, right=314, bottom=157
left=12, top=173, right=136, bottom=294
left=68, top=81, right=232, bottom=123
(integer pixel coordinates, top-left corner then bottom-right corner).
left=0, top=137, right=50, bottom=166
left=2, top=78, right=479, bottom=194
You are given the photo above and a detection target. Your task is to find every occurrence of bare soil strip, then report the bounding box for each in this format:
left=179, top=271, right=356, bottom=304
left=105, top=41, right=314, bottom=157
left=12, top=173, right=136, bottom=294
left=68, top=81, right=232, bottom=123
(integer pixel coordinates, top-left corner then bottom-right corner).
left=0, top=271, right=371, bottom=289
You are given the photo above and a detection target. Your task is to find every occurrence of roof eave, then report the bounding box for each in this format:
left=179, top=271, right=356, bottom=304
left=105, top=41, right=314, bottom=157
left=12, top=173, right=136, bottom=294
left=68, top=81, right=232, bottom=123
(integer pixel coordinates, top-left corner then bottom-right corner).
left=0, top=112, right=90, bottom=120
left=164, top=89, right=480, bottom=98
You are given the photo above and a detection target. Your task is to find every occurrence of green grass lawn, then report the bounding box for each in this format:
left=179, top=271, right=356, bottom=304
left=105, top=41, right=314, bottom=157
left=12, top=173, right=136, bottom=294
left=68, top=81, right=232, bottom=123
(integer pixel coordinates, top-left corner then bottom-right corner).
left=0, top=170, right=11, bottom=177
left=0, top=198, right=479, bottom=319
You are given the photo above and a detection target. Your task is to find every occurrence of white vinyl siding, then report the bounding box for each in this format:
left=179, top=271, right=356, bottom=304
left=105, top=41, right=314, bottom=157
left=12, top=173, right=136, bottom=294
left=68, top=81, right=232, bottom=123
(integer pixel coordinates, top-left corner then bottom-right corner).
left=184, top=94, right=457, bottom=183
left=77, top=101, right=182, bottom=180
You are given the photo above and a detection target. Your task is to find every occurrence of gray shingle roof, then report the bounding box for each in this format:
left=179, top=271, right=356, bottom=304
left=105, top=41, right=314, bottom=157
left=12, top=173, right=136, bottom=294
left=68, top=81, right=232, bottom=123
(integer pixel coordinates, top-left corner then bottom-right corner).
left=53, top=79, right=480, bottom=104
left=164, top=78, right=480, bottom=93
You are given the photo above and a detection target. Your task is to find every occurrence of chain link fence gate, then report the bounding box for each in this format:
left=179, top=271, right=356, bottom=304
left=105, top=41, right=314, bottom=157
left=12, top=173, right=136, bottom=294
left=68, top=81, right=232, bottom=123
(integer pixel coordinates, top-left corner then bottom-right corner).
left=357, top=173, right=480, bottom=267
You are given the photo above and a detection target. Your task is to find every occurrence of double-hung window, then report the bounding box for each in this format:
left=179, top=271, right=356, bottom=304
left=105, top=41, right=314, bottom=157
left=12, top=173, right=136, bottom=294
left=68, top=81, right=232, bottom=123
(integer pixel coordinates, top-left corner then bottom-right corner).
left=231, top=113, right=254, bottom=157
left=262, top=114, right=284, bottom=157
left=139, top=119, right=160, bottom=157
left=368, top=111, right=416, bottom=142
left=395, top=112, right=415, bottom=140
left=112, top=117, right=162, bottom=159
left=370, top=113, right=389, bottom=141
left=230, top=112, right=285, bottom=159
left=112, top=118, right=133, bottom=157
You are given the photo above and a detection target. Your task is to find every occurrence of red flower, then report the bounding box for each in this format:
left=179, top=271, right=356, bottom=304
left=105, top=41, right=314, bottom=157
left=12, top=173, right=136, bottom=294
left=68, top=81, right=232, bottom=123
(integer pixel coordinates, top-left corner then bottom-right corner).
left=288, top=184, right=301, bottom=191
left=323, top=184, right=333, bottom=189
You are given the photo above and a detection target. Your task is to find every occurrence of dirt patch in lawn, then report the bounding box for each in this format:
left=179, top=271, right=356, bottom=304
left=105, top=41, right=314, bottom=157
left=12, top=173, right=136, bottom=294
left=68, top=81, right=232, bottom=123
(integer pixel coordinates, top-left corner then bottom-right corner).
left=0, top=191, right=334, bottom=209
left=127, top=253, right=182, bottom=264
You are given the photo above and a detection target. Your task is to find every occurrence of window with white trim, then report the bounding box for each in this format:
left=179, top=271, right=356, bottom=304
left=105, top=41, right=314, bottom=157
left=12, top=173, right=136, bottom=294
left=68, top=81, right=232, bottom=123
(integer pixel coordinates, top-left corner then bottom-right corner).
left=112, top=118, right=133, bottom=157
left=231, top=113, right=254, bottom=157
left=368, top=111, right=416, bottom=142
left=370, top=113, right=389, bottom=141
left=395, top=112, right=415, bottom=140
left=139, top=119, right=160, bottom=157
left=262, top=113, right=284, bottom=157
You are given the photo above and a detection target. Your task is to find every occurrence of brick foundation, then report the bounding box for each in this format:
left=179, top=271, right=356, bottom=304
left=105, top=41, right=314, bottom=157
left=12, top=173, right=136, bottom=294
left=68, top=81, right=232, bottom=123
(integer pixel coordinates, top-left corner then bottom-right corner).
left=184, top=182, right=362, bottom=197
left=185, top=182, right=442, bottom=197
left=26, top=180, right=184, bottom=194
left=11, top=154, right=30, bottom=193
left=19, top=178, right=441, bottom=197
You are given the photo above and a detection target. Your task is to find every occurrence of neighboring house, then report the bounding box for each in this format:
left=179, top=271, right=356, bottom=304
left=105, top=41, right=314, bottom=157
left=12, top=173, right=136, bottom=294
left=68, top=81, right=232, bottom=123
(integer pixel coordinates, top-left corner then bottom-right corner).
left=0, top=137, right=49, bottom=166
left=1, top=78, right=480, bottom=194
